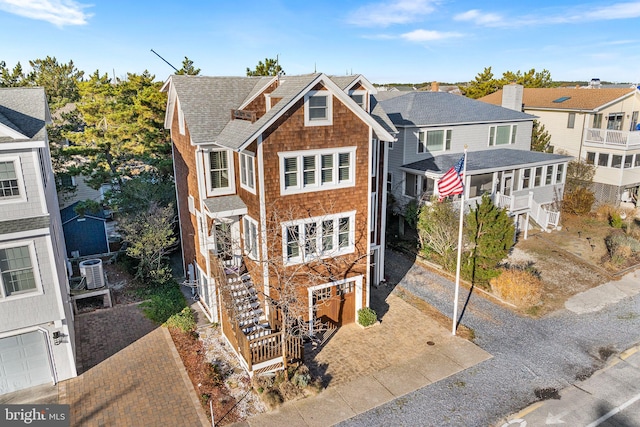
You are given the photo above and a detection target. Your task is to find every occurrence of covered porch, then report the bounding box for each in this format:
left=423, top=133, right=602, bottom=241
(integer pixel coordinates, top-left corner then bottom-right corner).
left=400, top=148, right=572, bottom=231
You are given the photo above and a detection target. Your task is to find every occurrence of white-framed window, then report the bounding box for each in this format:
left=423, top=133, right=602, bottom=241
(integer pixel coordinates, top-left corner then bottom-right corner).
left=592, top=113, right=603, bottom=129
left=388, top=140, right=394, bottom=150
left=624, top=155, right=634, bottom=169
left=0, top=158, right=25, bottom=202
left=418, top=129, right=452, bottom=153
left=555, top=164, right=565, bottom=184
left=489, top=125, right=517, bottom=146
left=371, top=138, right=378, bottom=177
left=279, top=147, right=356, bottom=195
left=239, top=152, right=256, bottom=193
left=404, top=173, right=419, bottom=197
left=597, top=153, right=609, bottom=167
left=586, top=152, right=596, bottom=165
left=304, top=91, right=332, bottom=126
left=349, top=90, right=367, bottom=111
left=243, top=216, right=259, bottom=260
left=0, top=242, right=40, bottom=299
left=205, top=149, right=235, bottom=196
left=521, top=168, right=531, bottom=189
left=214, top=221, right=233, bottom=260
left=282, top=211, right=356, bottom=264
left=612, top=155, right=623, bottom=169
left=567, top=113, right=576, bottom=129
left=545, top=166, right=553, bottom=185
left=387, top=172, right=393, bottom=192
left=534, top=167, right=543, bottom=187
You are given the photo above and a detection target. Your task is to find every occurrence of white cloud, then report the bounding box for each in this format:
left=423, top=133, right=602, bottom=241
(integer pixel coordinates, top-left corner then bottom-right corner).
left=400, top=29, right=463, bottom=42
left=346, top=0, right=440, bottom=27
left=455, top=2, right=640, bottom=28
left=454, top=9, right=503, bottom=26
left=0, top=0, right=92, bottom=26
left=572, top=2, right=640, bottom=21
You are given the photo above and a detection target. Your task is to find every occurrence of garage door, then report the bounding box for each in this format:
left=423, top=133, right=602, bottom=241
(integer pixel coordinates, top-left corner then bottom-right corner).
left=0, top=331, right=52, bottom=394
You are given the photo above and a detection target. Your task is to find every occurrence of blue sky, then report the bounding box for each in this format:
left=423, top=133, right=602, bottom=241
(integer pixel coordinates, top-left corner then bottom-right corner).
left=1, top=0, right=639, bottom=84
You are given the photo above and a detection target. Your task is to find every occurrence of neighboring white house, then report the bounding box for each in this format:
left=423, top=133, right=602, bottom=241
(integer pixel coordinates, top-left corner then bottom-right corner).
left=0, top=87, right=77, bottom=394
left=377, top=85, right=572, bottom=232
left=480, top=84, right=640, bottom=205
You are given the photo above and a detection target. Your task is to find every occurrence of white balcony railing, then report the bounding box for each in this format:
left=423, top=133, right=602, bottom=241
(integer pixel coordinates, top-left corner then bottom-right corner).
left=584, top=128, right=640, bottom=149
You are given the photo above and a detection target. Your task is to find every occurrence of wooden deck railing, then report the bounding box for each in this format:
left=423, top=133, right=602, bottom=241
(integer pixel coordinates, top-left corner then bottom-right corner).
left=210, top=253, right=302, bottom=373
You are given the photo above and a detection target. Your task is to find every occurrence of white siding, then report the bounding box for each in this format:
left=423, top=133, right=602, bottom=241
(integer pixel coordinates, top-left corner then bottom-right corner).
left=402, top=121, right=533, bottom=166
left=0, top=149, right=45, bottom=220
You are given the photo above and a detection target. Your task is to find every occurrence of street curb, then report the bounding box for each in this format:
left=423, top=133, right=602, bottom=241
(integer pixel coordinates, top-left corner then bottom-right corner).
left=495, top=341, right=640, bottom=426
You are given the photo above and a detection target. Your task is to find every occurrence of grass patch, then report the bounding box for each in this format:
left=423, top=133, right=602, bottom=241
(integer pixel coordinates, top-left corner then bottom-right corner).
left=140, top=280, right=187, bottom=324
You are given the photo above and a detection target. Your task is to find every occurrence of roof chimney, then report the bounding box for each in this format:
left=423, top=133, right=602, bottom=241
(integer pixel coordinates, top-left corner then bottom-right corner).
left=501, top=84, right=524, bottom=112
left=431, top=81, right=439, bottom=92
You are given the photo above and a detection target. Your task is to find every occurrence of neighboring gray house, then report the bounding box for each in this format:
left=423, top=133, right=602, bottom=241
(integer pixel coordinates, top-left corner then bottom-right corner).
left=377, top=85, right=572, bottom=232
left=0, top=87, right=77, bottom=394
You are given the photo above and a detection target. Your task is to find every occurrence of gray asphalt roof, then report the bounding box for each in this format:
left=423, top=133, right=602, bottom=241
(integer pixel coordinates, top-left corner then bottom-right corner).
left=169, top=75, right=273, bottom=144
left=203, top=195, right=247, bottom=215
left=402, top=148, right=573, bottom=175
left=370, top=97, right=398, bottom=135
left=377, top=91, right=536, bottom=127
left=0, top=87, right=48, bottom=143
left=0, top=216, right=50, bottom=234
left=329, top=75, right=360, bottom=91
left=171, top=73, right=396, bottom=150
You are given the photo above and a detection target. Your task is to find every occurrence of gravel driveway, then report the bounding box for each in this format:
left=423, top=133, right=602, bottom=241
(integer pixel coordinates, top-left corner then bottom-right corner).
left=339, top=249, right=640, bottom=426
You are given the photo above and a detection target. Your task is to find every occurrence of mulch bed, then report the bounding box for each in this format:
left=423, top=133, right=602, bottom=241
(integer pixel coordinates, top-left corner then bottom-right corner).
left=168, top=327, right=241, bottom=425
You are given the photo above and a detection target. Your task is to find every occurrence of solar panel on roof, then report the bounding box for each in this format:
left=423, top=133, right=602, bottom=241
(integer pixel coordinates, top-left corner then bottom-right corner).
left=553, top=96, right=571, bottom=103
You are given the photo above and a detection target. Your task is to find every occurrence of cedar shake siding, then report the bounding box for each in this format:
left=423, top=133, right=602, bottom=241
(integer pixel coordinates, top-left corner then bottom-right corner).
left=162, top=73, right=396, bottom=375
left=170, top=103, right=201, bottom=272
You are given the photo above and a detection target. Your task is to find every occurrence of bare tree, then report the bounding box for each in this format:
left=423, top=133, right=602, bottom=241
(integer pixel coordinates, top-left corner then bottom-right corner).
left=211, top=201, right=370, bottom=368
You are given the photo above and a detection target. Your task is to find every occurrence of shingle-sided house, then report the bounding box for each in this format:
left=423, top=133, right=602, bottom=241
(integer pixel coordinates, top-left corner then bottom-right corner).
left=377, top=85, right=572, bottom=233
left=162, top=73, right=395, bottom=375
left=0, top=87, right=76, bottom=394
left=480, top=85, right=640, bottom=205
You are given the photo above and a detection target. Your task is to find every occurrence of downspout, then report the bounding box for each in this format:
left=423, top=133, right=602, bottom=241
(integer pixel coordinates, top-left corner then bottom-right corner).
left=578, top=110, right=588, bottom=161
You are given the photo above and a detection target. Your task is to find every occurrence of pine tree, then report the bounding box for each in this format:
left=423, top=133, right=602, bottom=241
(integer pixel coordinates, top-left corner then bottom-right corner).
left=176, top=57, right=200, bottom=75
left=531, top=120, right=553, bottom=152
left=246, top=57, right=284, bottom=76
left=460, top=67, right=499, bottom=99
left=463, top=194, right=515, bottom=286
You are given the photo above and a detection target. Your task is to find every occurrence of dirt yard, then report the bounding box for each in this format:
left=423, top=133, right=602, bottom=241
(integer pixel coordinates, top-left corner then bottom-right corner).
left=507, top=213, right=640, bottom=314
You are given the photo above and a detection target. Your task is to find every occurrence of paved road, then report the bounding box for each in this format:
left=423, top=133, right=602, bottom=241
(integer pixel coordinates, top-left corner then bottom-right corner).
left=508, top=344, right=640, bottom=426
left=339, top=250, right=640, bottom=427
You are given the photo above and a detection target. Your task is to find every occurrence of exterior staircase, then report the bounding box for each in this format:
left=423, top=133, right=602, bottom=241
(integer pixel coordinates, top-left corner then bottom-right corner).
left=214, top=259, right=304, bottom=377
left=226, top=270, right=272, bottom=340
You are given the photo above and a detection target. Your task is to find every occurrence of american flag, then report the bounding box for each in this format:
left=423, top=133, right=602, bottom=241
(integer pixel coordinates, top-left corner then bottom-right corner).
left=437, top=155, right=465, bottom=201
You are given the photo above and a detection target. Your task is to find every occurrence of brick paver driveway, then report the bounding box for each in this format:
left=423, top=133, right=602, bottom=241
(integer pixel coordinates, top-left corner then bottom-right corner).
left=59, top=304, right=208, bottom=426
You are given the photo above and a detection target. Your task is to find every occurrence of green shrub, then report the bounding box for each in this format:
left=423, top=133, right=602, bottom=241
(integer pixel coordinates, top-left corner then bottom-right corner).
left=404, top=200, right=419, bottom=228
left=609, top=212, right=623, bottom=229
left=141, top=281, right=186, bottom=324
left=164, top=307, right=196, bottom=332
left=357, top=307, right=378, bottom=327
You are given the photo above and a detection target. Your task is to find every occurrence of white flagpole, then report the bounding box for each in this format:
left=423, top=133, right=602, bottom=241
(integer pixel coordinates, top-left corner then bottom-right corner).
left=452, top=147, right=468, bottom=336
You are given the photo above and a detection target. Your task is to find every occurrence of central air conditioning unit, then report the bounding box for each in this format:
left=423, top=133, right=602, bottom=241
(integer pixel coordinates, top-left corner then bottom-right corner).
left=79, top=259, right=105, bottom=290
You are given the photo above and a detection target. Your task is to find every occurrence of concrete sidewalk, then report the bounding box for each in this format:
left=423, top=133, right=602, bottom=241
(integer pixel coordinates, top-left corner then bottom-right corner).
left=565, top=268, right=640, bottom=314
left=239, top=291, right=491, bottom=427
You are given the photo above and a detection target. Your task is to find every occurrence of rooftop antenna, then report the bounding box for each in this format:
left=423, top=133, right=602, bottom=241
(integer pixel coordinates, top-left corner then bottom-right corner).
left=150, top=49, right=179, bottom=73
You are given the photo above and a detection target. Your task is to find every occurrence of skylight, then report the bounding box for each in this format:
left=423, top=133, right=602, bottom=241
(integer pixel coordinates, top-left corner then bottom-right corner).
left=553, top=96, right=571, bottom=103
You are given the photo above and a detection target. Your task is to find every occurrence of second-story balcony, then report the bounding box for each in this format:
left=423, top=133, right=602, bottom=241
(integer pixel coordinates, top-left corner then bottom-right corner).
left=584, top=128, right=640, bottom=150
